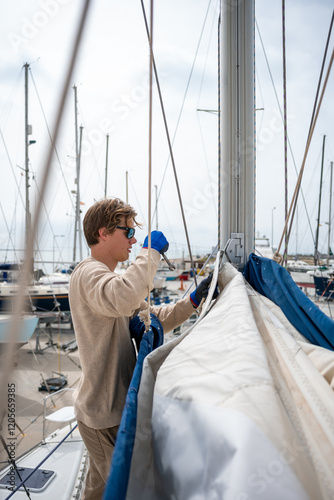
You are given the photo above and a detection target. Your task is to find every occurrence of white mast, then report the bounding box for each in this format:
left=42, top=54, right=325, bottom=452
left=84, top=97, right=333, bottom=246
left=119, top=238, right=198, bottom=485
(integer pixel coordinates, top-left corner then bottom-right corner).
left=219, top=0, right=255, bottom=269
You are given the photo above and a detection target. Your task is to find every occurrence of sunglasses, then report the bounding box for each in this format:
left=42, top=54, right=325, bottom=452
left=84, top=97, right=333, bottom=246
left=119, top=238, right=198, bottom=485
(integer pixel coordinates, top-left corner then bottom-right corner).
left=116, top=226, right=136, bottom=239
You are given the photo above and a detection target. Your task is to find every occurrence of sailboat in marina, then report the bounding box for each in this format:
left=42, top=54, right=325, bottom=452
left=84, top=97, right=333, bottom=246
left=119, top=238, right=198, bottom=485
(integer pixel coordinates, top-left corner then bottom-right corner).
left=0, top=1, right=334, bottom=499
left=0, top=64, right=76, bottom=317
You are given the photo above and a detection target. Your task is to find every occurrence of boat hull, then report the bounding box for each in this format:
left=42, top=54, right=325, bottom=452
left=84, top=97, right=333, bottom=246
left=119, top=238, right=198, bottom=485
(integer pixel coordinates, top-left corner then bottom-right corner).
left=313, top=275, right=334, bottom=298
left=0, top=286, right=70, bottom=313
left=0, top=314, right=38, bottom=343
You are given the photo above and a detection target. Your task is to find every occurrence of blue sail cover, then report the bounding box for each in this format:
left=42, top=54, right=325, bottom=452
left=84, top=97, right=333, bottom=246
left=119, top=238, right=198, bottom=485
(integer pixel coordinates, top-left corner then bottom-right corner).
left=103, top=314, right=164, bottom=500
left=243, top=253, right=334, bottom=350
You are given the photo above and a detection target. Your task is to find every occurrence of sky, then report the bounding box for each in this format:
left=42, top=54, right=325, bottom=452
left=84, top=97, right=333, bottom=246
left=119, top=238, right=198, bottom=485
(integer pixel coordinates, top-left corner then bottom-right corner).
left=0, top=0, right=333, bottom=273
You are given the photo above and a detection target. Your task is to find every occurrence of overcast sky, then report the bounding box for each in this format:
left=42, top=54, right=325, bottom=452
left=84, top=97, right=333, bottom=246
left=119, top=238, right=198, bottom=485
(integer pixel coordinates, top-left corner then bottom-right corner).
left=0, top=0, right=333, bottom=271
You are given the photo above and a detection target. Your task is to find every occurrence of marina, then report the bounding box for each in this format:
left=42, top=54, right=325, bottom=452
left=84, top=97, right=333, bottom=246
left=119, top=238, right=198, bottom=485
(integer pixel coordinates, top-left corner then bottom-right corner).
left=0, top=0, right=333, bottom=498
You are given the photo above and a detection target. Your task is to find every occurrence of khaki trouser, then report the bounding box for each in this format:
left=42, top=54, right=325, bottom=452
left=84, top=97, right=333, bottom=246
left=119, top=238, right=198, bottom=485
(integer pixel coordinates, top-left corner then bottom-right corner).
left=77, top=419, right=119, bottom=500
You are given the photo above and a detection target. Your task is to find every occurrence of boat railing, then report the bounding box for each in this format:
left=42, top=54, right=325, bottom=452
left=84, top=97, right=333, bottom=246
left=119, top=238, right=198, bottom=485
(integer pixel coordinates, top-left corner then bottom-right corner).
left=42, top=388, right=75, bottom=442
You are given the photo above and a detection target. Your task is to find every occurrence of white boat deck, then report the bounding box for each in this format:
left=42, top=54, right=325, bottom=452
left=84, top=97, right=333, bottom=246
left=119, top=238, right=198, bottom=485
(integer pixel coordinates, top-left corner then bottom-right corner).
left=0, top=425, right=86, bottom=499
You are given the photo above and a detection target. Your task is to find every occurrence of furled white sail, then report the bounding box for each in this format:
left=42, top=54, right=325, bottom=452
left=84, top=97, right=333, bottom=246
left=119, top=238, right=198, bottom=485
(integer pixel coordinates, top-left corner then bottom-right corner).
left=126, top=262, right=334, bottom=500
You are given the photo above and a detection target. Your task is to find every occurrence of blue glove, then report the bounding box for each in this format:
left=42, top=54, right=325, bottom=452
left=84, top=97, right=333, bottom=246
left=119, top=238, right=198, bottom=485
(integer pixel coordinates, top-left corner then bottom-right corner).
left=190, top=273, right=219, bottom=308
left=143, top=231, right=169, bottom=254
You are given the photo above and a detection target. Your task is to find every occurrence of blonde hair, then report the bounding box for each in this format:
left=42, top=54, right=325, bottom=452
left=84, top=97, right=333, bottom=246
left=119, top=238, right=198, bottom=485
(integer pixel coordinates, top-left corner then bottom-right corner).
left=83, top=198, right=140, bottom=247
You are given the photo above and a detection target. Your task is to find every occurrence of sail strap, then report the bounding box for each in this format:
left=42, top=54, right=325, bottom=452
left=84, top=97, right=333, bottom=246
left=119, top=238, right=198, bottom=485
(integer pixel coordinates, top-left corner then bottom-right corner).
left=274, top=47, right=334, bottom=264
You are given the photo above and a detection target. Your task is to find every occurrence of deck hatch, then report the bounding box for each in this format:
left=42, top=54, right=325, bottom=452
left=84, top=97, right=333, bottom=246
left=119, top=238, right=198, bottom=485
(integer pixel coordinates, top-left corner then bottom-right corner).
left=0, top=467, right=56, bottom=492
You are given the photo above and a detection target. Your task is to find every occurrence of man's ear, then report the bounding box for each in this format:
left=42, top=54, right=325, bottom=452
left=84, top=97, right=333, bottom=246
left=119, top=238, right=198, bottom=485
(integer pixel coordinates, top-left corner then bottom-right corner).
left=98, top=227, right=108, bottom=241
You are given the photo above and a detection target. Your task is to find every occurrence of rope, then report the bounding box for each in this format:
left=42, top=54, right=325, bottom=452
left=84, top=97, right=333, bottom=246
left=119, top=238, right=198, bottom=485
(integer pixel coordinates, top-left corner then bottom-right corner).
left=181, top=243, right=219, bottom=299
left=143, top=0, right=154, bottom=333
left=0, top=0, right=92, bottom=433
left=282, top=0, right=288, bottom=266
left=255, top=20, right=315, bottom=250
left=140, top=0, right=214, bottom=287
left=29, top=70, right=75, bottom=214
left=285, top=10, right=334, bottom=251
left=306, top=11, right=334, bottom=145
left=274, top=47, right=334, bottom=263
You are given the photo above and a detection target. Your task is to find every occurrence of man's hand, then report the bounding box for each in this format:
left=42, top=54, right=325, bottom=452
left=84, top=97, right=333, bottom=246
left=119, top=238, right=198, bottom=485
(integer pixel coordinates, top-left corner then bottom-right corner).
left=143, top=231, right=169, bottom=254
left=190, top=273, right=219, bottom=308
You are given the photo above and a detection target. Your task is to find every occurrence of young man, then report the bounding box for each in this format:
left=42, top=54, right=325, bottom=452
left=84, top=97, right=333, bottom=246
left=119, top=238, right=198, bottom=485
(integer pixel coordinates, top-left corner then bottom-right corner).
left=69, top=197, right=213, bottom=500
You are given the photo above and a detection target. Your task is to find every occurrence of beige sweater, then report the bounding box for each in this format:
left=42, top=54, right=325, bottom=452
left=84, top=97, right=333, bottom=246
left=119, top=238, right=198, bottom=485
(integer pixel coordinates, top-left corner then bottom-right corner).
left=69, top=248, right=194, bottom=429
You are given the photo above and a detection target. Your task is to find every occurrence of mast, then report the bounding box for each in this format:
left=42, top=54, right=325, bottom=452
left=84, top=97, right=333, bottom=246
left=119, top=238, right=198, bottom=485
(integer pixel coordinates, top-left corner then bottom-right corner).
left=78, top=125, right=83, bottom=261
left=219, top=0, right=255, bottom=269
left=314, top=135, right=326, bottom=265
left=24, top=64, right=31, bottom=265
left=72, top=87, right=83, bottom=263
left=24, top=62, right=35, bottom=276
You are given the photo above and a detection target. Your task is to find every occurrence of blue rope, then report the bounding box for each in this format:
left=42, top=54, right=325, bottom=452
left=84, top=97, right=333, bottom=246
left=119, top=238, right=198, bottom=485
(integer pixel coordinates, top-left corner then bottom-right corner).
left=4, top=424, right=78, bottom=499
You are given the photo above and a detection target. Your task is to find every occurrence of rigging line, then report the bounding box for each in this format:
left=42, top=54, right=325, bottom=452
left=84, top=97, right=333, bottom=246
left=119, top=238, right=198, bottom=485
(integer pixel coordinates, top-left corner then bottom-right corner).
left=145, top=0, right=154, bottom=331
left=29, top=70, right=75, bottom=212
left=255, top=19, right=315, bottom=248
left=182, top=242, right=219, bottom=299
left=77, top=101, right=105, bottom=195
left=306, top=10, right=334, bottom=144
left=129, top=176, right=147, bottom=228
left=154, top=0, right=214, bottom=198
left=0, top=0, right=92, bottom=431
left=145, top=0, right=212, bottom=224
left=3, top=175, right=23, bottom=261
left=195, top=113, right=218, bottom=219
left=275, top=47, right=334, bottom=260
left=196, top=0, right=218, bottom=109
left=0, top=203, right=21, bottom=265
left=0, top=68, right=23, bottom=130
left=0, top=129, right=26, bottom=210
left=159, top=196, right=179, bottom=254
left=195, top=1, right=218, bottom=222
left=31, top=163, right=67, bottom=260
left=286, top=10, right=334, bottom=247
left=255, top=69, right=265, bottom=133
left=140, top=0, right=213, bottom=287
left=31, top=177, right=67, bottom=266
left=0, top=129, right=43, bottom=262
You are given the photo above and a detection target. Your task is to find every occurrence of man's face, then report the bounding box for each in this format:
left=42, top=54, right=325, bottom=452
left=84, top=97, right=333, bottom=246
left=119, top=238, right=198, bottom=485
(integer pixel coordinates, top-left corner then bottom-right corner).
left=104, top=217, right=137, bottom=265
